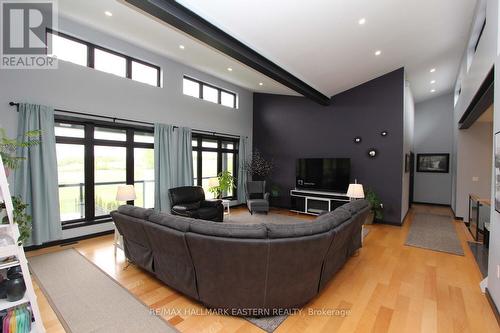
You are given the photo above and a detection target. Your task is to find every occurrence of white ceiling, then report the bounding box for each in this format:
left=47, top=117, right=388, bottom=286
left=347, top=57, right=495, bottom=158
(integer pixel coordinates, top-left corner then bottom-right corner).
left=58, top=0, right=477, bottom=103
left=177, top=0, right=477, bottom=102
left=57, top=0, right=297, bottom=96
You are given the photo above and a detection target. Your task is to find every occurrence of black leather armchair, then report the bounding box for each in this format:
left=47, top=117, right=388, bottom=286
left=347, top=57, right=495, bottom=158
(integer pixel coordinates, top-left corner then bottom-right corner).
left=169, top=186, right=224, bottom=222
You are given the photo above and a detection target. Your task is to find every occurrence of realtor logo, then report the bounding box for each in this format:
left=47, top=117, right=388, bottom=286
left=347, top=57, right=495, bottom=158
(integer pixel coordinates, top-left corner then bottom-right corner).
left=1, top=0, right=58, bottom=69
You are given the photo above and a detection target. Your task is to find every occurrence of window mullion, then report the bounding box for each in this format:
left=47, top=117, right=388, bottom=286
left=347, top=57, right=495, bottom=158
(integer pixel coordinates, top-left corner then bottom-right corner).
left=88, top=45, right=95, bottom=68
left=85, top=123, right=95, bottom=220
left=126, top=129, right=134, bottom=205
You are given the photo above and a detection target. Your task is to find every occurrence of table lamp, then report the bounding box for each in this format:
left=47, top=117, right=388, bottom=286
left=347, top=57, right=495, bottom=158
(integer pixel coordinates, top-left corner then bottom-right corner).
left=347, top=181, right=364, bottom=200
left=116, top=185, right=136, bottom=204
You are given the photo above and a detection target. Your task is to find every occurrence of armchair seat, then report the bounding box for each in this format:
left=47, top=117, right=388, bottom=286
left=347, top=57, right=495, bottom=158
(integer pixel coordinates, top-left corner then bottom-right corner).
left=169, top=186, right=223, bottom=222
left=246, top=181, right=270, bottom=214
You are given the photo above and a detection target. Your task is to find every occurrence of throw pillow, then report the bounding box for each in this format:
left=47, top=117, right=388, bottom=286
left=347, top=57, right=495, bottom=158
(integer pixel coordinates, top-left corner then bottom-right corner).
left=249, top=193, right=263, bottom=200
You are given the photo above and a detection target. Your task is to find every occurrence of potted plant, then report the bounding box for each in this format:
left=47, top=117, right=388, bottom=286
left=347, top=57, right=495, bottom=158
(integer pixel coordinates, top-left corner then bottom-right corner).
left=270, top=184, right=281, bottom=198
left=365, top=188, right=383, bottom=224
left=244, top=149, right=274, bottom=181
left=0, top=128, right=39, bottom=245
left=0, top=128, right=40, bottom=177
left=208, top=170, right=236, bottom=199
left=0, top=197, right=32, bottom=245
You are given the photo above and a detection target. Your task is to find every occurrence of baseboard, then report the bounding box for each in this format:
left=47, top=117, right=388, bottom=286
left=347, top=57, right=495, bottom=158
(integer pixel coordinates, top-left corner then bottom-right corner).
left=412, top=201, right=451, bottom=207
left=486, top=288, right=500, bottom=326
left=25, top=230, right=114, bottom=252
left=373, top=220, right=402, bottom=226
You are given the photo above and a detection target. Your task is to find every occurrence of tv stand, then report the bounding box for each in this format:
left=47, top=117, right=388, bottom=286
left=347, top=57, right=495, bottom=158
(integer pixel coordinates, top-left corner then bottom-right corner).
left=290, top=189, right=350, bottom=216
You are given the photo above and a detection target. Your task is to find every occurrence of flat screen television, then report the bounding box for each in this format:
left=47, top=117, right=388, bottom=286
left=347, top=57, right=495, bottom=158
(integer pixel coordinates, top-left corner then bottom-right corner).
left=296, top=158, right=351, bottom=192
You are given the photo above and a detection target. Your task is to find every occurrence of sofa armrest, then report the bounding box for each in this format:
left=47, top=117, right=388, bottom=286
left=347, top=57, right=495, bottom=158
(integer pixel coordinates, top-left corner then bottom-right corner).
left=201, top=199, right=222, bottom=208
left=264, top=192, right=271, bottom=202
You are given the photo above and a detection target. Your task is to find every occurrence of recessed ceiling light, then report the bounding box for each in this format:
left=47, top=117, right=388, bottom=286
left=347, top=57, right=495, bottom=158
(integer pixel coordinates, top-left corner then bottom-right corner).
left=358, top=18, right=366, bottom=25
left=227, top=67, right=233, bottom=72
left=104, top=11, right=113, bottom=17
left=430, top=68, right=436, bottom=73
left=431, top=89, right=436, bottom=93
left=430, top=80, right=436, bottom=84
left=259, top=82, right=263, bottom=86
left=179, top=45, right=185, bottom=50
left=374, top=50, right=382, bottom=56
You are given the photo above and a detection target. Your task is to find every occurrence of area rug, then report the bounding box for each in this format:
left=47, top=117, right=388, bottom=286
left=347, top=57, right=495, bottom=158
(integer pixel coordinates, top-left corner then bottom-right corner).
left=245, top=315, right=288, bottom=333
left=28, top=249, right=178, bottom=333
left=405, top=213, right=464, bottom=255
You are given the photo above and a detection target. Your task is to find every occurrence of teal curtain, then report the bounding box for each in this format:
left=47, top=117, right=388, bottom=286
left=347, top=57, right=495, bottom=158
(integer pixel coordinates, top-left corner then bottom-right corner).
left=14, top=103, right=62, bottom=246
left=176, top=127, right=193, bottom=187
left=154, top=124, right=174, bottom=211
left=237, top=136, right=249, bottom=204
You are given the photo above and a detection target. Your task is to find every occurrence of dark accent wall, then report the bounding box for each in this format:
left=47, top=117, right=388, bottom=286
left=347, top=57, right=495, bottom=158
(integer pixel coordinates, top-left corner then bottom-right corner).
left=253, top=68, right=405, bottom=224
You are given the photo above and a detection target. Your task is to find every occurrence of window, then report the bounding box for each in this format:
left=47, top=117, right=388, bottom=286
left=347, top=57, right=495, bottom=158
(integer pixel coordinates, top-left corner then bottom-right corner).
left=55, top=119, right=154, bottom=228
left=49, top=33, right=87, bottom=66
left=94, top=49, right=126, bottom=78
left=192, top=135, right=239, bottom=200
left=47, top=30, right=161, bottom=87
left=202, top=85, right=218, bottom=103
left=132, top=61, right=159, bottom=87
left=183, top=76, right=237, bottom=109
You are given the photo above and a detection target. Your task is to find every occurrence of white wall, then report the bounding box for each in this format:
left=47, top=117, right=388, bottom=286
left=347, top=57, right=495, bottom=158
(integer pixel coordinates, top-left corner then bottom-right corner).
left=0, top=17, right=254, bottom=240
left=401, top=79, right=415, bottom=221
left=413, top=93, right=454, bottom=205
left=452, top=0, right=500, bottom=311
left=455, top=121, right=493, bottom=221
left=453, top=0, right=497, bottom=219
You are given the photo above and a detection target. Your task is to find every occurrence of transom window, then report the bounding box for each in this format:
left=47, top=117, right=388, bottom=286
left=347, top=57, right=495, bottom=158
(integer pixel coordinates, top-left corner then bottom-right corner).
left=47, top=29, right=161, bottom=87
left=55, top=118, right=154, bottom=228
left=192, top=135, right=239, bottom=199
left=183, top=76, right=238, bottom=109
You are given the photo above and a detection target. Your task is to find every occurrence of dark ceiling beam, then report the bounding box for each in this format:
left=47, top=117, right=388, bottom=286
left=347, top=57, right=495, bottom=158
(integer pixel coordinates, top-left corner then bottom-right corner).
left=458, top=67, right=494, bottom=129
left=124, top=0, right=331, bottom=106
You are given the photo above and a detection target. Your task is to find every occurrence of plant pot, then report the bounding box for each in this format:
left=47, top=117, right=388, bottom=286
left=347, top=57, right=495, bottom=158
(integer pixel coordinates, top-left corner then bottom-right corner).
left=6, top=277, right=26, bottom=302
left=365, top=211, right=375, bottom=225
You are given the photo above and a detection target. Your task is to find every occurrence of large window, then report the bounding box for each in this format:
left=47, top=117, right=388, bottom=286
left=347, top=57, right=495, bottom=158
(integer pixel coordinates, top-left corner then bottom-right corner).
left=192, top=135, right=239, bottom=200
left=47, top=29, right=161, bottom=87
left=183, top=76, right=237, bottom=109
left=55, top=118, right=154, bottom=228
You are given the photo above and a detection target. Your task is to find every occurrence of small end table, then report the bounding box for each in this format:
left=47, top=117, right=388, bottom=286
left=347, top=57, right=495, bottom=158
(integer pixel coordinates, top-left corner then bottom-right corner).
left=222, top=199, right=231, bottom=216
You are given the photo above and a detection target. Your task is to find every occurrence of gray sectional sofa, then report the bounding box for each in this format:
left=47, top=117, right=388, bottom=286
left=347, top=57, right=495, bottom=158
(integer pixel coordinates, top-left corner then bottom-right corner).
left=111, top=199, right=369, bottom=312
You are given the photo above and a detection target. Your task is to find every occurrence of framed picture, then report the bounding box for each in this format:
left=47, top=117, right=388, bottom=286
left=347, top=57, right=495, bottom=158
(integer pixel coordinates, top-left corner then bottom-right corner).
left=416, top=154, right=449, bottom=173
left=405, top=154, right=410, bottom=173
left=495, top=132, right=500, bottom=213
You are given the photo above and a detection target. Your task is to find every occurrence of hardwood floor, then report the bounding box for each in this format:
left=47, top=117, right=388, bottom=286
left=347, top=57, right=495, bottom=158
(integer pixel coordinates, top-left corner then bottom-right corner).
left=27, top=205, right=499, bottom=332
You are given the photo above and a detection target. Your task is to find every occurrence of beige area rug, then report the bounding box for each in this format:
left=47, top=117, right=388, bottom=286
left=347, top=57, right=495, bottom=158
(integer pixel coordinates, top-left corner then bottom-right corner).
left=28, top=249, right=178, bottom=333
left=405, top=213, right=464, bottom=256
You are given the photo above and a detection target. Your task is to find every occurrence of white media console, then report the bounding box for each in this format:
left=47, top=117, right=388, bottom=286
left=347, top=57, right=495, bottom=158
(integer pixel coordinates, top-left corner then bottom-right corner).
left=290, top=189, right=350, bottom=215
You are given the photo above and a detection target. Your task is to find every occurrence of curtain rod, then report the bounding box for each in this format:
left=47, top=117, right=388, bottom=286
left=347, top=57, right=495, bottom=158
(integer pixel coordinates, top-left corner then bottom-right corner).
left=9, top=102, right=244, bottom=139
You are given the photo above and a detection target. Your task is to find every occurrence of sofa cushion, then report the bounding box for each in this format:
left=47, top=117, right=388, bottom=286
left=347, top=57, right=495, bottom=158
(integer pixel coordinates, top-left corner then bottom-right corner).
left=117, top=205, right=154, bottom=220
left=341, top=199, right=369, bottom=215
left=266, top=209, right=351, bottom=238
left=314, top=208, right=351, bottom=228
left=189, top=219, right=268, bottom=239
left=149, top=212, right=192, bottom=232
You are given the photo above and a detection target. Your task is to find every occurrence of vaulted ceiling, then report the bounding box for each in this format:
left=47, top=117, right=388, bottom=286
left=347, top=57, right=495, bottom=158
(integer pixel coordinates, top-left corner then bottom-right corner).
left=59, top=0, right=477, bottom=103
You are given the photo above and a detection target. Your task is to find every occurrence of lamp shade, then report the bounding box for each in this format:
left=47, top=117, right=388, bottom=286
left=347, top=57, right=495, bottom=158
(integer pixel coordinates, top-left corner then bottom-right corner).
left=116, top=185, right=136, bottom=201
left=347, top=183, right=365, bottom=199
left=208, top=177, right=219, bottom=188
